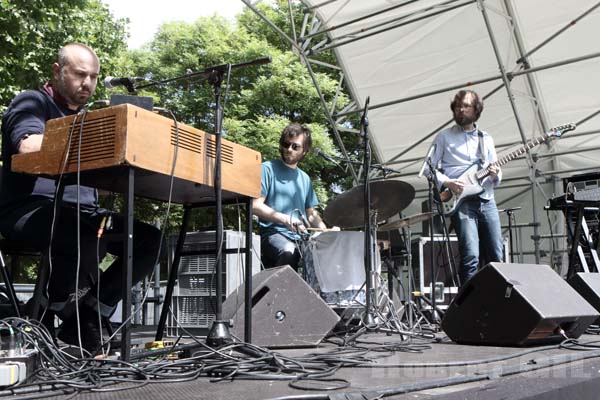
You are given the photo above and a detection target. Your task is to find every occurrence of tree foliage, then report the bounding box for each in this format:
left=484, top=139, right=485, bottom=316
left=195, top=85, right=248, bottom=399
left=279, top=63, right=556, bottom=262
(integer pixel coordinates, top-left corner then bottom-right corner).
left=0, top=0, right=357, bottom=235
left=0, top=0, right=129, bottom=281
left=125, top=10, right=354, bottom=218
left=237, top=0, right=341, bottom=80
left=0, top=0, right=128, bottom=112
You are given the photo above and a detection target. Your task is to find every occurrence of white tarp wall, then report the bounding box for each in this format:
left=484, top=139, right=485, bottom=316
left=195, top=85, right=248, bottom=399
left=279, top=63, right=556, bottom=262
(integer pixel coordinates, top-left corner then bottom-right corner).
left=249, top=0, right=600, bottom=272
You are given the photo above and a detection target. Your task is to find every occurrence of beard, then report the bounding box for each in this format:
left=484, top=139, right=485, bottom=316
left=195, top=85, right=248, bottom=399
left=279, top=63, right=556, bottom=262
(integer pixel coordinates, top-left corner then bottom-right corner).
left=279, top=148, right=304, bottom=166
left=453, top=112, right=477, bottom=127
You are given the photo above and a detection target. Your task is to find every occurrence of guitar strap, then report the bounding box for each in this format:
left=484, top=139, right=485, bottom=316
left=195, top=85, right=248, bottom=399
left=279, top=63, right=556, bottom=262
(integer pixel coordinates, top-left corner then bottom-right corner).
left=476, top=129, right=485, bottom=167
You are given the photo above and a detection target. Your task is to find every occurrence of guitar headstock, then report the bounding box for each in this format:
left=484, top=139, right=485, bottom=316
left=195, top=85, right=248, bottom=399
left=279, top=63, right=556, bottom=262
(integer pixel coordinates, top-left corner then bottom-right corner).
left=548, top=123, right=576, bottom=138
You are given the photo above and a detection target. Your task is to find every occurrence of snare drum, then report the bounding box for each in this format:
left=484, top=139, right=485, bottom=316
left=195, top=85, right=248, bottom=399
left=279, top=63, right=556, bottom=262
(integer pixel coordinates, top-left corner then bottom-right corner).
left=302, top=231, right=380, bottom=307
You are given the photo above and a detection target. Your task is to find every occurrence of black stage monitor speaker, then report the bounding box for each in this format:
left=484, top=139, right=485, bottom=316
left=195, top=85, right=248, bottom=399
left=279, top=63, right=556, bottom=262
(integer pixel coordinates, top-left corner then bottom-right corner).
left=568, top=272, right=600, bottom=325
left=442, top=263, right=599, bottom=346
left=222, top=265, right=340, bottom=348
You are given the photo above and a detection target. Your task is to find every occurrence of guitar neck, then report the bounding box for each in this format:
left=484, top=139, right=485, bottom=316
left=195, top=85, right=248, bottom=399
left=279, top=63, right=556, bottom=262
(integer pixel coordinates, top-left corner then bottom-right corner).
left=476, top=132, right=551, bottom=180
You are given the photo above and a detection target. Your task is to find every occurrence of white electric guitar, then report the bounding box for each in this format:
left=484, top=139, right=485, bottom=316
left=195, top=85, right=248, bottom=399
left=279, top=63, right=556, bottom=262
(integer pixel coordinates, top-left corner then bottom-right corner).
left=439, top=123, right=576, bottom=216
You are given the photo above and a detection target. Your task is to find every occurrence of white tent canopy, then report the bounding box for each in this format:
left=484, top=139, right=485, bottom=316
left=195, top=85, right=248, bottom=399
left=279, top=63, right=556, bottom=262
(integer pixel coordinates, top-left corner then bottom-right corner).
left=244, top=0, right=600, bottom=269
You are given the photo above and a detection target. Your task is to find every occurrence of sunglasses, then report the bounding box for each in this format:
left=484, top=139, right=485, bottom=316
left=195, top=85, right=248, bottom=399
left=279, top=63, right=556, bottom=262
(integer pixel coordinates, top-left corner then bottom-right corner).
left=281, top=142, right=302, bottom=151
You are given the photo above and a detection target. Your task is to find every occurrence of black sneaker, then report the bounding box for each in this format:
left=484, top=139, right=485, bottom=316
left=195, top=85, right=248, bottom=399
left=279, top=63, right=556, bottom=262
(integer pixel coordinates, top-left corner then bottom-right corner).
left=57, top=310, right=103, bottom=355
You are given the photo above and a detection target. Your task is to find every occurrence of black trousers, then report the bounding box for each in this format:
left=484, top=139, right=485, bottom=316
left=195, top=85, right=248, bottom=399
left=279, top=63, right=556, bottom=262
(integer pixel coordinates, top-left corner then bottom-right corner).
left=0, top=198, right=161, bottom=317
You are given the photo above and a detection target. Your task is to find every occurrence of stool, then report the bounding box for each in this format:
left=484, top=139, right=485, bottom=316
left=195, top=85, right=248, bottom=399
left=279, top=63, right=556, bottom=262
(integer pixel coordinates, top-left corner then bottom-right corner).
left=0, top=248, right=22, bottom=318
left=0, top=239, right=50, bottom=321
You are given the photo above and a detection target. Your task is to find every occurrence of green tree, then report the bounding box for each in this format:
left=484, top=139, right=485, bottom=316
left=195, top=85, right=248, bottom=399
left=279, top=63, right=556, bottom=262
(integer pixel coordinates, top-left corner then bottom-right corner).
left=1, top=1, right=357, bottom=235
left=0, top=0, right=128, bottom=112
left=126, top=13, right=353, bottom=212
left=0, top=0, right=129, bottom=281
left=237, top=0, right=341, bottom=82
left=236, top=1, right=361, bottom=189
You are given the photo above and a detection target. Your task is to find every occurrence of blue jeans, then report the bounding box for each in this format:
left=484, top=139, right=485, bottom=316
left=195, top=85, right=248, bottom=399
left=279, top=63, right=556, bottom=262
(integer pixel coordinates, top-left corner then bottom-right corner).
left=261, top=232, right=301, bottom=270
left=451, top=198, right=504, bottom=285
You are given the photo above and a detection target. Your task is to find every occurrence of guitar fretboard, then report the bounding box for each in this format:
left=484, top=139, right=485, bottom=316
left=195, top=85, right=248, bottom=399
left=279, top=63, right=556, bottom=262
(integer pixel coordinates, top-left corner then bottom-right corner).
left=475, top=133, right=550, bottom=180
left=475, top=123, right=575, bottom=180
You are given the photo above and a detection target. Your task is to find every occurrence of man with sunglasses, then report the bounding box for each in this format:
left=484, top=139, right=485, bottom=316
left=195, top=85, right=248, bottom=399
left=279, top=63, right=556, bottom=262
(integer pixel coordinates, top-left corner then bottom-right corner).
left=252, top=123, right=328, bottom=270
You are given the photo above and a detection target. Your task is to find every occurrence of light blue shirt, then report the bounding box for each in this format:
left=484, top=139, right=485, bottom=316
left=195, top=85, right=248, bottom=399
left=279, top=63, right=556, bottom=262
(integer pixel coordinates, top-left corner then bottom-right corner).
left=259, top=159, right=319, bottom=240
left=429, top=124, right=501, bottom=200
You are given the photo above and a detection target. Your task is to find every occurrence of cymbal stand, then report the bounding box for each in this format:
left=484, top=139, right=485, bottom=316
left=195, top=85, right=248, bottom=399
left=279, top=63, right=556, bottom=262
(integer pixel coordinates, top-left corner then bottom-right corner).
left=359, top=96, right=379, bottom=326
left=347, top=98, right=413, bottom=336
left=401, top=226, right=415, bottom=328
left=357, top=97, right=416, bottom=334
left=395, top=225, right=435, bottom=331
left=355, top=98, right=393, bottom=328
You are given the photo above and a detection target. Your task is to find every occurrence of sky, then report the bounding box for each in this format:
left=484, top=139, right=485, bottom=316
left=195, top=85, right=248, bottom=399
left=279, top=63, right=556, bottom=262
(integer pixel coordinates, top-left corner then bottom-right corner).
left=101, top=0, right=247, bottom=49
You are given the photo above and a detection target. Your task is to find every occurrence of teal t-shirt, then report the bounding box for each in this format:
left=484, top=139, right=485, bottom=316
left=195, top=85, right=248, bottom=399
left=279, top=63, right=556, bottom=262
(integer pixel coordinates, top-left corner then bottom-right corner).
left=259, top=159, right=319, bottom=240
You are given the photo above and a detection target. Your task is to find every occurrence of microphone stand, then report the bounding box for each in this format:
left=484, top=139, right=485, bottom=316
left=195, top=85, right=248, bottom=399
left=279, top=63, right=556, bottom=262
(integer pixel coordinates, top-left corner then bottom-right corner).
left=202, top=60, right=270, bottom=346
left=424, top=160, right=457, bottom=325
left=152, top=58, right=271, bottom=347
left=204, top=66, right=231, bottom=347
left=499, top=207, right=521, bottom=263
left=202, top=60, right=272, bottom=346
left=133, top=57, right=272, bottom=92
left=506, top=208, right=517, bottom=263
left=359, top=97, right=378, bottom=326
left=318, top=154, right=399, bottom=178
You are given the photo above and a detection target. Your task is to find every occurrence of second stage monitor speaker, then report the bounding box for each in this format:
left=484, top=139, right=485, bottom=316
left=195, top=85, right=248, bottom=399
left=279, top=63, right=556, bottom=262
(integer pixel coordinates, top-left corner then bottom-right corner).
left=442, top=262, right=599, bottom=346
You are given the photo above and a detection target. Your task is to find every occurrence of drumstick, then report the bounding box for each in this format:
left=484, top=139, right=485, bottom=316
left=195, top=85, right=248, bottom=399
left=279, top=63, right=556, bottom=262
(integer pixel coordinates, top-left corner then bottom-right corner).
left=306, top=227, right=344, bottom=232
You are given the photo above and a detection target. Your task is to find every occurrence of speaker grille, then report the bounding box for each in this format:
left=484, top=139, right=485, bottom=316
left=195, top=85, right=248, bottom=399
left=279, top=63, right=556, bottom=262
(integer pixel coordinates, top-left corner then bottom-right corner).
left=206, top=138, right=234, bottom=164
left=66, top=115, right=116, bottom=165
left=170, top=126, right=203, bottom=154
left=223, top=266, right=340, bottom=348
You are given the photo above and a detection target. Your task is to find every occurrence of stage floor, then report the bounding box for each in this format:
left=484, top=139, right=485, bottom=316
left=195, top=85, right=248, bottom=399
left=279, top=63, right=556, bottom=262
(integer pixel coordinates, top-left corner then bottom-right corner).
left=12, top=327, right=600, bottom=400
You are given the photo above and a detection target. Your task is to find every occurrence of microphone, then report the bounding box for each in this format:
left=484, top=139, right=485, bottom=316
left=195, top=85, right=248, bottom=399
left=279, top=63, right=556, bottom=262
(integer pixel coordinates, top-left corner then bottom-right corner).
left=314, top=148, right=344, bottom=170
left=382, top=167, right=394, bottom=178
left=417, top=143, right=436, bottom=179
left=314, top=148, right=339, bottom=165
left=103, top=76, right=146, bottom=89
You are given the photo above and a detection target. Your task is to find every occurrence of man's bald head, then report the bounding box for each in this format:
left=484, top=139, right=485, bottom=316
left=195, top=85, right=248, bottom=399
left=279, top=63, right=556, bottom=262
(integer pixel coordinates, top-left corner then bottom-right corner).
left=53, top=43, right=100, bottom=110
left=57, top=43, right=99, bottom=69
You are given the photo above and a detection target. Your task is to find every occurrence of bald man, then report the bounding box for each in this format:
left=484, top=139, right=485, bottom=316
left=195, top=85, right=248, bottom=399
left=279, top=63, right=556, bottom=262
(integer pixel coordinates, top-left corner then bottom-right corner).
left=0, top=43, right=161, bottom=353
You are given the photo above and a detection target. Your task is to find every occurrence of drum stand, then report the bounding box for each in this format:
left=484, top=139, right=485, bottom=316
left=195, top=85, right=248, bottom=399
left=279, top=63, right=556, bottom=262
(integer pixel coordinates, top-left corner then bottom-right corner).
left=394, top=225, right=435, bottom=331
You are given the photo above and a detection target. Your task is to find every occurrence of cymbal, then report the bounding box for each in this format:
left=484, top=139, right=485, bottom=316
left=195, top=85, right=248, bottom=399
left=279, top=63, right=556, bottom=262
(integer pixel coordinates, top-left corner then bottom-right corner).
left=378, top=212, right=436, bottom=231
left=324, top=180, right=415, bottom=228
